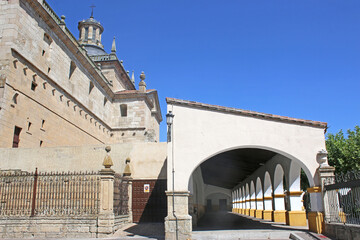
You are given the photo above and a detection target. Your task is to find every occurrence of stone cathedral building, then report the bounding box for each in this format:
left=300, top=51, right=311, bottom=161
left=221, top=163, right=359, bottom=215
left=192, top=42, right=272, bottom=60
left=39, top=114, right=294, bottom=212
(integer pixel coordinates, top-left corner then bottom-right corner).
left=0, top=0, right=167, bottom=230
left=0, top=1, right=335, bottom=240
left=0, top=1, right=162, bottom=148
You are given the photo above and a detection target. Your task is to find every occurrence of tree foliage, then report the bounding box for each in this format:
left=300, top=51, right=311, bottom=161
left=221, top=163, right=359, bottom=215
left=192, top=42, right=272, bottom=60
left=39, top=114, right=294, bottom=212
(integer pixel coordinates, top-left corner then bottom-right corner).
left=326, top=125, right=360, bottom=173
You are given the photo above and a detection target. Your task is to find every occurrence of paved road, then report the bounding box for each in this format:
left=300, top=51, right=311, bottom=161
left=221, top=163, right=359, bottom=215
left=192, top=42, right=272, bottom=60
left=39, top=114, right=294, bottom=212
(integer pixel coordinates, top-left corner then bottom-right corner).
left=110, top=211, right=331, bottom=240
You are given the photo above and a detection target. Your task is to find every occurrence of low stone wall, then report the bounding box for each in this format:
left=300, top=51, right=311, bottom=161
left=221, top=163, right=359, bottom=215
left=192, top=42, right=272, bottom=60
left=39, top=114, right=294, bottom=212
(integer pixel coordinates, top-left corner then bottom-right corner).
left=0, top=215, right=130, bottom=238
left=114, top=215, right=131, bottom=232
left=325, top=223, right=360, bottom=240
left=0, top=217, right=98, bottom=238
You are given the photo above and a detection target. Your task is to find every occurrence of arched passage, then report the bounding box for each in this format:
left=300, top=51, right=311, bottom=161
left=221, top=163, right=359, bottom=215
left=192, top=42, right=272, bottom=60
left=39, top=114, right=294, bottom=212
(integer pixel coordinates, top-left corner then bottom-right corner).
left=166, top=98, right=327, bottom=239
left=187, top=147, right=315, bottom=229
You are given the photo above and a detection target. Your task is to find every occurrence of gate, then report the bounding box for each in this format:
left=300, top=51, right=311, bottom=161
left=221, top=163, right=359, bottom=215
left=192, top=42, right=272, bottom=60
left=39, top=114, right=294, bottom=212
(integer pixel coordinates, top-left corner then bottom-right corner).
left=323, top=171, right=360, bottom=225
left=132, top=179, right=167, bottom=222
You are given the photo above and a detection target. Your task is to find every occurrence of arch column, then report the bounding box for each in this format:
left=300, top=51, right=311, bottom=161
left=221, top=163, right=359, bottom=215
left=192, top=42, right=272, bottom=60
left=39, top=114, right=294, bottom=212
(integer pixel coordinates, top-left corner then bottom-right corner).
left=272, top=165, right=286, bottom=223
left=285, top=162, right=307, bottom=226
left=307, top=163, right=335, bottom=234
left=249, top=182, right=256, bottom=217
left=263, top=196, right=273, bottom=220
left=165, top=191, right=192, bottom=240
left=272, top=193, right=286, bottom=223
left=232, top=191, right=236, bottom=212
left=263, top=172, right=273, bottom=220
left=255, top=178, right=264, bottom=219
left=245, top=185, right=250, bottom=215
left=241, top=187, right=245, bottom=214
left=238, top=189, right=242, bottom=214
left=235, top=190, right=239, bottom=213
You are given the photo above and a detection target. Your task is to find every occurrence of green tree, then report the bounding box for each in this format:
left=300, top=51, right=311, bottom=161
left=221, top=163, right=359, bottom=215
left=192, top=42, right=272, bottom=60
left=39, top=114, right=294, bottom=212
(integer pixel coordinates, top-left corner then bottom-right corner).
left=326, top=125, right=360, bottom=173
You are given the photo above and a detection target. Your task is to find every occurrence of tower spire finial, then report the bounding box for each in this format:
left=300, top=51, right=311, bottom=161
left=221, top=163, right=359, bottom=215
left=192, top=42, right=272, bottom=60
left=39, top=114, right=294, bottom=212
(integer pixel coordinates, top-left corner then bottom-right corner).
left=111, top=36, right=116, bottom=54
left=131, top=71, right=135, bottom=84
left=90, top=4, right=95, bottom=18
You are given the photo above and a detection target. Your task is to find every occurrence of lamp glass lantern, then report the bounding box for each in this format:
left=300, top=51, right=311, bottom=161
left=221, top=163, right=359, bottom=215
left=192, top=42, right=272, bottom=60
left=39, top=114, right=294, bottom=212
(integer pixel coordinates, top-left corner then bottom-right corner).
left=166, top=111, right=174, bottom=142
left=166, top=111, right=174, bottom=126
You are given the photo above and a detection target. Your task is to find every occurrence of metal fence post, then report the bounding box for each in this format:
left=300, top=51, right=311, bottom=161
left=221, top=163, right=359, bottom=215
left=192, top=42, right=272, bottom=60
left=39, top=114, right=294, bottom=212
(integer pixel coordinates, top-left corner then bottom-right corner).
left=30, top=168, right=38, bottom=217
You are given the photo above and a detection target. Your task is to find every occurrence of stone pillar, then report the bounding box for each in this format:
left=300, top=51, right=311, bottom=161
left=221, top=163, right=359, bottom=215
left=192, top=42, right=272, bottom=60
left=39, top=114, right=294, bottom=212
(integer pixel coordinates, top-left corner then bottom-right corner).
left=249, top=198, right=256, bottom=217
left=98, top=168, right=115, bottom=237
left=272, top=193, right=286, bottom=223
left=125, top=177, right=133, bottom=222
left=308, top=165, right=335, bottom=234
left=80, top=27, right=85, bottom=41
left=285, top=191, right=307, bottom=226
left=88, top=26, right=93, bottom=40
left=165, top=191, right=192, bottom=240
left=95, top=28, right=100, bottom=43
left=255, top=197, right=264, bottom=219
left=245, top=199, right=250, bottom=215
left=239, top=201, right=242, bottom=213
left=307, top=150, right=335, bottom=234
left=263, top=196, right=273, bottom=220
left=307, top=186, right=324, bottom=233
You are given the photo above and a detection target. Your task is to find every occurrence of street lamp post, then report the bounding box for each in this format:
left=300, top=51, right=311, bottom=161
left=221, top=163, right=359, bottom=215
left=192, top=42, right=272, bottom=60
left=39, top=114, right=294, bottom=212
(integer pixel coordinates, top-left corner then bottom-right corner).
left=166, top=110, right=178, bottom=240
left=166, top=111, right=174, bottom=142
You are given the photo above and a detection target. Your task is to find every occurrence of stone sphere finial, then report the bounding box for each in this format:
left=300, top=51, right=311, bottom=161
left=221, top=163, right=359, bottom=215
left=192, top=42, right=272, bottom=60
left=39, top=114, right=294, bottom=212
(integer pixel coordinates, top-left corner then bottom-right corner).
left=60, top=15, right=66, bottom=23
left=140, top=71, right=146, bottom=81
left=105, top=145, right=111, bottom=153
left=123, top=157, right=131, bottom=177
left=103, top=146, right=113, bottom=168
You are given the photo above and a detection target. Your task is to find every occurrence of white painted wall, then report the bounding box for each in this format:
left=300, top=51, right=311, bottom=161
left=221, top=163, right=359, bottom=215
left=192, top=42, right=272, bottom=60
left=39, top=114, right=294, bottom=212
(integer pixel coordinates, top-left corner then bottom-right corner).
left=167, top=102, right=326, bottom=192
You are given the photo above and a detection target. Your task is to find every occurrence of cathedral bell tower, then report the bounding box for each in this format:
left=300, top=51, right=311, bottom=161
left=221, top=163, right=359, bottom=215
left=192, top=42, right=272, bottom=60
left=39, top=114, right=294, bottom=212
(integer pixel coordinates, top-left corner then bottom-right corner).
left=78, top=9, right=107, bottom=56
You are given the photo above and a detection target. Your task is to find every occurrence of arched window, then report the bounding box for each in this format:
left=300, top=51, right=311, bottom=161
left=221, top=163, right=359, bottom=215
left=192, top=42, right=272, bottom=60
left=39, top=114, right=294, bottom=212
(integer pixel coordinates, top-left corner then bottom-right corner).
left=84, top=27, right=89, bottom=40
left=92, top=27, right=96, bottom=40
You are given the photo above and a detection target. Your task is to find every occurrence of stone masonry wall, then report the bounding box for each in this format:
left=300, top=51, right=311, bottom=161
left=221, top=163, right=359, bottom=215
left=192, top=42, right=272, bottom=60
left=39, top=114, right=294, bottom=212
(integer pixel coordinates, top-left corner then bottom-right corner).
left=0, top=0, right=160, bottom=148
left=0, top=217, right=98, bottom=238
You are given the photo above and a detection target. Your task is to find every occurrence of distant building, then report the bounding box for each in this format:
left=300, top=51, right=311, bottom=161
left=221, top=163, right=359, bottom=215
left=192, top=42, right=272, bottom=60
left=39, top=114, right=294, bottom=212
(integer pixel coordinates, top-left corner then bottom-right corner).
left=0, top=0, right=162, bottom=148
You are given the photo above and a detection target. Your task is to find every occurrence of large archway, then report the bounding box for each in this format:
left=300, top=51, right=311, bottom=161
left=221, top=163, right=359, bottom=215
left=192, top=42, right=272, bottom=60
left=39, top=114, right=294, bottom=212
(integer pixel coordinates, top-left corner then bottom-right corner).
left=165, top=98, right=328, bottom=240
left=187, top=147, right=314, bottom=229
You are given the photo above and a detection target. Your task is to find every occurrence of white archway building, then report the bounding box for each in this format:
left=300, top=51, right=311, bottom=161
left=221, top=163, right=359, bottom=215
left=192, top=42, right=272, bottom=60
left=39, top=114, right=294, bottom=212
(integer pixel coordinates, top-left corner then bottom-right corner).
left=165, top=98, right=328, bottom=240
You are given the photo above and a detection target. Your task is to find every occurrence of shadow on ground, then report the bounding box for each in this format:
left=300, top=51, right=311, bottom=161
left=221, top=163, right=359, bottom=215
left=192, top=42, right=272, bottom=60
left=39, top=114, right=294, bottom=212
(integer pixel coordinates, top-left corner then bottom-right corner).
left=194, top=211, right=309, bottom=232
left=114, top=222, right=165, bottom=240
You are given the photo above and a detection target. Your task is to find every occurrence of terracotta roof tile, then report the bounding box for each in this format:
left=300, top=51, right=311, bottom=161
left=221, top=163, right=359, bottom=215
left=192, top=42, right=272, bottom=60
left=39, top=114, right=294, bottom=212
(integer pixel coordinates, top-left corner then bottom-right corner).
left=166, top=98, right=327, bottom=128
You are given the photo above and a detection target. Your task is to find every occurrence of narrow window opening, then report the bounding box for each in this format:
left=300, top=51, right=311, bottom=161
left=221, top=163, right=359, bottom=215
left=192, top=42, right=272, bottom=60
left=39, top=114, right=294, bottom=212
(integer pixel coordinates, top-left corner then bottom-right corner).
left=12, top=126, right=22, bottom=148
left=89, top=81, right=94, bottom=93
left=69, top=61, right=76, bottom=79
left=31, top=81, right=37, bottom=91
left=120, top=104, right=127, bottom=117
left=43, top=33, right=52, bottom=45
left=47, top=67, right=51, bottom=73
left=104, top=97, right=107, bottom=106
left=42, top=50, right=45, bottom=56
left=12, top=93, right=19, bottom=104
left=41, top=119, right=45, bottom=129
left=92, top=28, right=96, bottom=41
left=27, top=122, right=32, bottom=131
left=84, top=27, right=89, bottom=41
left=40, top=140, right=43, bottom=147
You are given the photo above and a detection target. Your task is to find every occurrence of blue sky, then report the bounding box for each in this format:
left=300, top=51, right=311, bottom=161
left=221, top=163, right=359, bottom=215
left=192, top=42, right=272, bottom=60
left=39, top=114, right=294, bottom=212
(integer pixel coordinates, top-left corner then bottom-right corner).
left=48, top=0, right=360, bottom=142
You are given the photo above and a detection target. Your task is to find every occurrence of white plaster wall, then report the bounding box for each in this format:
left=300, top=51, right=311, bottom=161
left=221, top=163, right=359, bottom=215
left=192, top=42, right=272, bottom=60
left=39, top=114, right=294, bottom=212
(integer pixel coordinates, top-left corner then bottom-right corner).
left=167, top=103, right=326, bottom=191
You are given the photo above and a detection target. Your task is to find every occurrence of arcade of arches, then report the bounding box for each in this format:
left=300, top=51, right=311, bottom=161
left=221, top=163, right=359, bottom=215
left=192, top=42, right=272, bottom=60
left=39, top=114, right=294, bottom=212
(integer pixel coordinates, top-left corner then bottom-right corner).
left=165, top=98, right=330, bottom=240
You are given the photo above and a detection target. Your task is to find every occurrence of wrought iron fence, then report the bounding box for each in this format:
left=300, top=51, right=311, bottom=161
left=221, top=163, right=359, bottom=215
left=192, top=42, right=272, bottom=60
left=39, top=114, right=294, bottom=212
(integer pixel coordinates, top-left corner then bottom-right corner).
left=113, top=174, right=129, bottom=216
left=0, top=170, right=100, bottom=216
left=324, top=171, right=360, bottom=224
